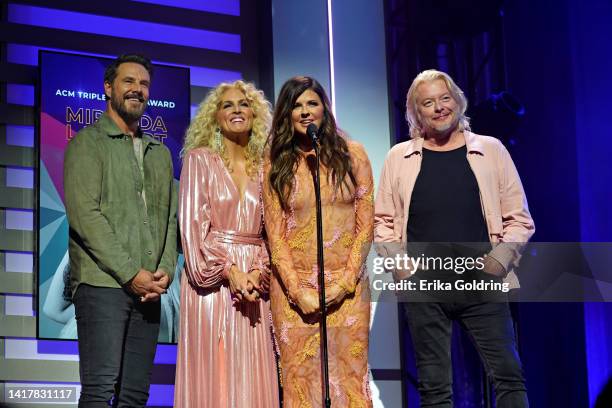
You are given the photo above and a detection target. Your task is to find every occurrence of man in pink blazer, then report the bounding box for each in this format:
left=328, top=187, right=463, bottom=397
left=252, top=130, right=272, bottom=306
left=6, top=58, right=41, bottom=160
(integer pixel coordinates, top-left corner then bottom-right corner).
left=374, top=69, right=534, bottom=407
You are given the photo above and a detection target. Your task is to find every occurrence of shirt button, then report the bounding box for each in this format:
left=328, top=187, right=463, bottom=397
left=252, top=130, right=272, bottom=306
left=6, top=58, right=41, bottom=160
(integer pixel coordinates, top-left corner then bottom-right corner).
left=146, top=250, right=152, bottom=255
left=143, top=218, right=148, bottom=224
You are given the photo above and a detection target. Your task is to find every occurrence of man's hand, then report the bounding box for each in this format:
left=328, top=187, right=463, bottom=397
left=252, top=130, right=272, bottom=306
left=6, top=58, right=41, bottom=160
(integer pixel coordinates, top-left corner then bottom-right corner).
left=129, top=269, right=166, bottom=302
left=140, top=270, right=170, bottom=302
left=392, top=267, right=414, bottom=282
left=482, top=255, right=507, bottom=278
left=153, top=270, right=170, bottom=289
left=295, top=289, right=320, bottom=315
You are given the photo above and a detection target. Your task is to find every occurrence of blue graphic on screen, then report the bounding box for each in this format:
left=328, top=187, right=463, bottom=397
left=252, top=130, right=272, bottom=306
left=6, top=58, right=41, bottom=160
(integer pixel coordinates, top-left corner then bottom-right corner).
left=38, top=51, right=189, bottom=344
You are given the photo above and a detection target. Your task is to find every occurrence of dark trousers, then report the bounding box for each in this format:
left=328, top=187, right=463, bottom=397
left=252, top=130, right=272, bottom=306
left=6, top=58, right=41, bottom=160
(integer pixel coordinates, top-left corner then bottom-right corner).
left=74, top=284, right=160, bottom=408
left=403, top=301, right=528, bottom=408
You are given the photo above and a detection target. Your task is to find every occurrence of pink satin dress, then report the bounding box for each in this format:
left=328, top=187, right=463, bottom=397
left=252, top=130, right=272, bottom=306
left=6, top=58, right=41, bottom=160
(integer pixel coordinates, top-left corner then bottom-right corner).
left=174, top=147, right=279, bottom=408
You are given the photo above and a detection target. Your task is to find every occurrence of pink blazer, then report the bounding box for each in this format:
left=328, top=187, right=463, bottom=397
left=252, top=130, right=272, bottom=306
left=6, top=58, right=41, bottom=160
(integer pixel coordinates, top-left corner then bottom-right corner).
left=374, top=132, right=535, bottom=287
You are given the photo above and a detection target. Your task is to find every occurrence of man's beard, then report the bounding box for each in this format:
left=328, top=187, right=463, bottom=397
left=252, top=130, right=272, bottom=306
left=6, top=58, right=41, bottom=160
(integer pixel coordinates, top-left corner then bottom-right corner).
left=430, top=113, right=459, bottom=135
left=110, top=92, right=147, bottom=124
left=432, top=121, right=455, bottom=134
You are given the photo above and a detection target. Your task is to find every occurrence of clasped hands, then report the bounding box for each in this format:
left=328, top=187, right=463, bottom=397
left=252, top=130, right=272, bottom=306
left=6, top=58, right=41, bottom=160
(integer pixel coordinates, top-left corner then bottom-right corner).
left=294, top=284, right=349, bottom=315
left=129, top=268, right=170, bottom=302
left=228, top=265, right=264, bottom=302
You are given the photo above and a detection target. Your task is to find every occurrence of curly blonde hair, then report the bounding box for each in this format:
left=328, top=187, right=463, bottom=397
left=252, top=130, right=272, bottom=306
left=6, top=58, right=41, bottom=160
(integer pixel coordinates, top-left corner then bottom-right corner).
left=182, top=80, right=272, bottom=178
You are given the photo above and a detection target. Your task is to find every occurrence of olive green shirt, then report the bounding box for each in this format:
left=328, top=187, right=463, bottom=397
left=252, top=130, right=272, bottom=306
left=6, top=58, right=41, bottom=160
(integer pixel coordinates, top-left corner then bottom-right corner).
left=64, top=113, right=178, bottom=295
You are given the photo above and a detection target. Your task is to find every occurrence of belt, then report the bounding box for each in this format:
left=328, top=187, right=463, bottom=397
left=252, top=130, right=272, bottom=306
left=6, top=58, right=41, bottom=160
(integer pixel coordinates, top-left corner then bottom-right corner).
left=210, top=228, right=263, bottom=245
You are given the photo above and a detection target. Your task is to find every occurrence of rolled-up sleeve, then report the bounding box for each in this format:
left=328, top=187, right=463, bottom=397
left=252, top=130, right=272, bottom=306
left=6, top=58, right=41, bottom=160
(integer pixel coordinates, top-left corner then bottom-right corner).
left=488, top=142, right=535, bottom=271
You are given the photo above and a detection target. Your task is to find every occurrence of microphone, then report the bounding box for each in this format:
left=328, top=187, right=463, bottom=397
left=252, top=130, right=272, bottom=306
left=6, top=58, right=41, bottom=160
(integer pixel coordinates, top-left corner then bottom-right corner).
left=306, top=123, right=319, bottom=144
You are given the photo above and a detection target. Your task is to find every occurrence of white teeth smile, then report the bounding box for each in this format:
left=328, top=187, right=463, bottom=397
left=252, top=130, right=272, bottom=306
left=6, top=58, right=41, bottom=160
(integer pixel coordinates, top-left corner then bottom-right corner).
left=230, top=118, right=244, bottom=123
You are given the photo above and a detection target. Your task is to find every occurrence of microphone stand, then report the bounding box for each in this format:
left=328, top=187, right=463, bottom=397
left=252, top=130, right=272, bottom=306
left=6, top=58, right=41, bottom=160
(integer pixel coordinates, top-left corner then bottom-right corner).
left=312, top=138, right=332, bottom=408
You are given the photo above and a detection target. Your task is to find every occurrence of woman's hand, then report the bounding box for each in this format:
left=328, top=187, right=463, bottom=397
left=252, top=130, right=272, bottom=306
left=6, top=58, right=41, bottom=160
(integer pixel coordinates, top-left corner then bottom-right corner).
left=228, top=265, right=258, bottom=302
left=295, top=289, right=320, bottom=315
left=245, top=269, right=262, bottom=301
left=325, top=284, right=349, bottom=308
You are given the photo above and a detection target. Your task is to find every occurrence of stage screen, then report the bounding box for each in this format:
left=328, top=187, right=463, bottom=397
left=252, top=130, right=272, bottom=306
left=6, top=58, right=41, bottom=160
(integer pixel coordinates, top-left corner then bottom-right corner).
left=37, top=51, right=190, bottom=344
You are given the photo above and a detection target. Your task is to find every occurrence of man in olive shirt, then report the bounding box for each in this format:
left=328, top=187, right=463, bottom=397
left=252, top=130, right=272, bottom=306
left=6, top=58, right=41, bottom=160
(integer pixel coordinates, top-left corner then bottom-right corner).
left=64, top=54, right=177, bottom=407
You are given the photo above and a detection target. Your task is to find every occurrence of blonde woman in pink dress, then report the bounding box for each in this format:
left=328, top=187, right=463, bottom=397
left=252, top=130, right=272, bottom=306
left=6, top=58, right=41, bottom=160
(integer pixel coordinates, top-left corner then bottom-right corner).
left=174, top=80, right=279, bottom=407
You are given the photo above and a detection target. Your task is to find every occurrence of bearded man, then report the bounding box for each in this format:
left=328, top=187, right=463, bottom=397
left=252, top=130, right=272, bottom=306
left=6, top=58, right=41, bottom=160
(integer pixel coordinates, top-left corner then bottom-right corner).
left=64, top=54, right=177, bottom=407
left=375, top=69, right=534, bottom=407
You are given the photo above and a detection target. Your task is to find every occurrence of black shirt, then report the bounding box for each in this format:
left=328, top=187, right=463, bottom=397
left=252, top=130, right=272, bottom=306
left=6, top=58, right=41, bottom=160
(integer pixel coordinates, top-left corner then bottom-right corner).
left=407, top=145, right=489, bottom=243
left=406, top=146, right=495, bottom=299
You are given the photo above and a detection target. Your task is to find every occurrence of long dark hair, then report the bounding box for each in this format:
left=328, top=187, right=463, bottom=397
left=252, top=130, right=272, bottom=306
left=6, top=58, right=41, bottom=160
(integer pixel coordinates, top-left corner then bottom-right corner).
left=268, top=76, right=356, bottom=211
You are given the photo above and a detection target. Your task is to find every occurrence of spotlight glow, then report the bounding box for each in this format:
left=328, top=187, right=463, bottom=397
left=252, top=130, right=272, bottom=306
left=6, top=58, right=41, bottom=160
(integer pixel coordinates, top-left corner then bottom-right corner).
left=327, top=0, right=336, bottom=115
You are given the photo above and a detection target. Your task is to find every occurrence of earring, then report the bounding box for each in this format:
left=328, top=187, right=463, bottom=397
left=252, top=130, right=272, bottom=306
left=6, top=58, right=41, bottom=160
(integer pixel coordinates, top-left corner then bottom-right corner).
left=213, top=127, right=223, bottom=151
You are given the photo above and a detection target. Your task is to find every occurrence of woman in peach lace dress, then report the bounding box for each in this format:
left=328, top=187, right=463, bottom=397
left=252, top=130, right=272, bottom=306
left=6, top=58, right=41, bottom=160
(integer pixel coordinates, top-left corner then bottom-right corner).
left=263, top=76, right=373, bottom=407
left=175, top=80, right=279, bottom=407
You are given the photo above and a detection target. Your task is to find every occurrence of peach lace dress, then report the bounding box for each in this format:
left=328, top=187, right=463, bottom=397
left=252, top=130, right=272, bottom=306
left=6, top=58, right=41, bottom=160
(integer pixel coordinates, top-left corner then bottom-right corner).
left=263, top=141, right=374, bottom=407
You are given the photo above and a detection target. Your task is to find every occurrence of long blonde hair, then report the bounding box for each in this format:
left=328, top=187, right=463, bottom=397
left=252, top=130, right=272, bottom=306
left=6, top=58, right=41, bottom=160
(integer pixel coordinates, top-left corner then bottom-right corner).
left=182, top=80, right=272, bottom=177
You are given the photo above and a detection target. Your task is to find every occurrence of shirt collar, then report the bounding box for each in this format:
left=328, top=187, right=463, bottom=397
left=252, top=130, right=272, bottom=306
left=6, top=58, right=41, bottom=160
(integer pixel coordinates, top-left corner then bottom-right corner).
left=98, top=112, right=124, bottom=137
left=99, top=112, right=160, bottom=145
left=403, top=137, right=424, bottom=157
left=403, top=131, right=485, bottom=157
left=142, top=133, right=161, bottom=145
left=463, top=131, right=485, bottom=154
